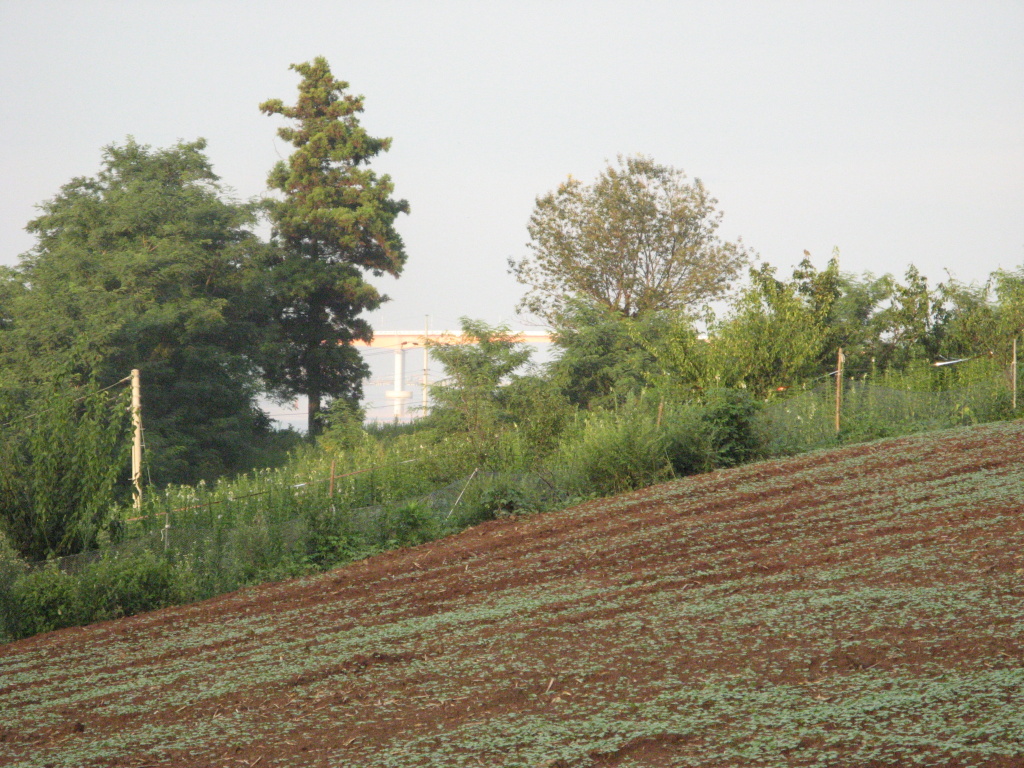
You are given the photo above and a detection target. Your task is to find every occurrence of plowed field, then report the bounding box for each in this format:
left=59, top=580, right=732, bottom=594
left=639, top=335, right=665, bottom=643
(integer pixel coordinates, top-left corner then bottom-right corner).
left=3, top=422, right=1024, bottom=767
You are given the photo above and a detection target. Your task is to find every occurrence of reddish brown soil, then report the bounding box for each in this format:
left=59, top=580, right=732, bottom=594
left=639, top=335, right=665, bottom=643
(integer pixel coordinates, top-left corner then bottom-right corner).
left=3, top=423, right=1024, bottom=767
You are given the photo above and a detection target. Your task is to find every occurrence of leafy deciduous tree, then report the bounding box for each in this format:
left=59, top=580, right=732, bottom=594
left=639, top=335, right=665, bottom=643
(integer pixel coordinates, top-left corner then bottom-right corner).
left=426, top=319, right=534, bottom=458
left=0, top=139, right=276, bottom=485
left=704, top=264, right=829, bottom=397
left=548, top=301, right=672, bottom=409
left=869, top=265, right=937, bottom=369
left=932, top=268, right=1024, bottom=365
left=510, top=155, right=748, bottom=323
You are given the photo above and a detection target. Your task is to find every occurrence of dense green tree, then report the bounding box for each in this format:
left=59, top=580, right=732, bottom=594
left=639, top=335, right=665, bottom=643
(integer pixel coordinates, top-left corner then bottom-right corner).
left=426, top=319, right=534, bottom=458
left=644, top=258, right=946, bottom=397
left=827, top=272, right=894, bottom=371
left=787, top=253, right=898, bottom=374
left=0, top=139, right=277, bottom=485
left=932, top=279, right=996, bottom=360
left=509, top=155, right=747, bottom=323
left=703, top=264, right=829, bottom=397
left=259, top=57, right=409, bottom=436
left=547, top=301, right=673, bottom=409
left=868, top=265, right=938, bottom=369
left=790, top=252, right=843, bottom=367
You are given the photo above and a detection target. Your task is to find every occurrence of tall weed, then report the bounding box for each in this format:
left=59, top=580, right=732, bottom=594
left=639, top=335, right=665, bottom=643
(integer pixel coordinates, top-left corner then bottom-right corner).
left=552, top=408, right=672, bottom=497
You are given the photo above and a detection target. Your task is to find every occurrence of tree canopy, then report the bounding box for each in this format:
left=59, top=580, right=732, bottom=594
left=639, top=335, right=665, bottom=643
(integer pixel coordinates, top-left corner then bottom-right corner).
left=547, top=301, right=668, bottom=409
left=259, top=57, right=409, bottom=435
left=0, top=138, right=279, bottom=485
left=509, top=155, right=748, bottom=323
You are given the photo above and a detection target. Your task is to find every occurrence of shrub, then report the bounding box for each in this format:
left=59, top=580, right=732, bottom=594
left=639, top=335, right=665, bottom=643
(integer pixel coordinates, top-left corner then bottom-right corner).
left=478, top=482, right=535, bottom=519
left=469, top=476, right=540, bottom=522
left=660, top=403, right=719, bottom=476
left=379, top=502, right=438, bottom=547
left=553, top=409, right=672, bottom=497
left=0, top=552, right=190, bottom=640
left=1, top=566, right=82, bottom=639
left=698, top=388, right=767, bottom=467
left=301, top=506, right=363, bottom=569
left=85, top=552, right=190, bottom=620
left=0, top=384, right=130, bottom=561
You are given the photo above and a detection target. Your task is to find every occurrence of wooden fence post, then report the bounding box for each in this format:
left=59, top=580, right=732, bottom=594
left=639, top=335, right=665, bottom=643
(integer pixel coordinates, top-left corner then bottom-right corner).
left=131, top=369, right=143, bottom=510
left=835, top=348, right=844, bottom=435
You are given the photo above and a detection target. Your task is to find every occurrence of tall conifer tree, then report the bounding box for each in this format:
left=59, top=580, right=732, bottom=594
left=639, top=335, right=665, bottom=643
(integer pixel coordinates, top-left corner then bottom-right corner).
left=260, top=58, right=408, bottom=435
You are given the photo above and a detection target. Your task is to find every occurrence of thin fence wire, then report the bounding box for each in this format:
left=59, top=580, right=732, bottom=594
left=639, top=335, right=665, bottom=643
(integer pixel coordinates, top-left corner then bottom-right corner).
left=760, top=373, right=1012, bottom=455
left=0, top=376, right=132, bottom=431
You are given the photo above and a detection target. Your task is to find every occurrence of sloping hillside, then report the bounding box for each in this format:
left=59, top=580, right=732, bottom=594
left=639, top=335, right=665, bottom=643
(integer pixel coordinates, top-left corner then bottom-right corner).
left=2, top=422, right=1024, bottom=767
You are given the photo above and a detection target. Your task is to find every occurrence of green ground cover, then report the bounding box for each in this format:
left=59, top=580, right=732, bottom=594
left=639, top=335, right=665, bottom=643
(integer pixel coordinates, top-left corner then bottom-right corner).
left=1, top=421, right=1022, bottom=766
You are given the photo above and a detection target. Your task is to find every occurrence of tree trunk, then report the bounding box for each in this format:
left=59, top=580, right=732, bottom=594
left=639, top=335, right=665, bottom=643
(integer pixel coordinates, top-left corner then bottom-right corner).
left=307, top=390, right=322, bottom=438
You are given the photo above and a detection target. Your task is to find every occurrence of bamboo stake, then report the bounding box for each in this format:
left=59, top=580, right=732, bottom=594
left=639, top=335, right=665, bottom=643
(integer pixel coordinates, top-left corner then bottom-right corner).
left=329, top=458, right=336, bottom=498
left=835, top=348, right=844, bottom=436
left=131, top=369, right=143, bottom=509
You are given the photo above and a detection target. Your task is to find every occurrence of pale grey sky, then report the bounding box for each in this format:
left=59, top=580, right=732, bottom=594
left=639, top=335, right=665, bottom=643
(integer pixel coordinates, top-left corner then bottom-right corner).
left=2, top=1, right=1022, bottom=422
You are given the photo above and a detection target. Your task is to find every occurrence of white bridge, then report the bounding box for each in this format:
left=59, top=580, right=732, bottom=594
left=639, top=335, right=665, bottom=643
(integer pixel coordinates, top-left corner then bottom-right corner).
left=352, top=330, right=553, bottom=419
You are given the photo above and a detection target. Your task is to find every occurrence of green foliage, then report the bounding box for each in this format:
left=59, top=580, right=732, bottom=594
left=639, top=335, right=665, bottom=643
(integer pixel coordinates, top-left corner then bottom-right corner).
left=934, top=268, right=1024, bottom=364
left=499, top=375, right=574, bottom=458
left=658, top=403, right=719, bottom=477
left=510, top=154, right=748, bottom=322
left=4, top=255, right=1022, bottom=641
left=657, top=388, right=768, bottom=476
left=319, top=399, right=369, bottom=452
left=259, top=57, right=409, bottom=435
left=706, top=264, right=831, bottom=397
left=379, top=501, right=438, bottom=547
left=635, top=257, right=881, bottom=399
left=552, top=407, right=673, bottom=497
left=548, top=302, right=668, bottom=409
left=0, top=552, right=191, bottom=640
left=426, top=318, right=536, bottom=460
left=301, top=507, right=362, bottom=568
left=868, top=264, right=938, bottom=369
left=0, top=138, right=279, bottom=486
left=465, top=473, right=566, bottom=528
left=1, top=357, right=1015, bottom=641
left=0, top=384, right=129, bottom=561
left=636, top=256, right=1014, bottom=404
left=474, top=480, right=536, bottom=520
left=698, top=387, right=766, bottom=467
left=760, top=357, right=1017, bottom=455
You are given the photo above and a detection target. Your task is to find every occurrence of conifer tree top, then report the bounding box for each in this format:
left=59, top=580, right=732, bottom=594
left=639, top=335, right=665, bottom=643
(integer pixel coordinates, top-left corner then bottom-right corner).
left=259, top=57, right=408, bottom=277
